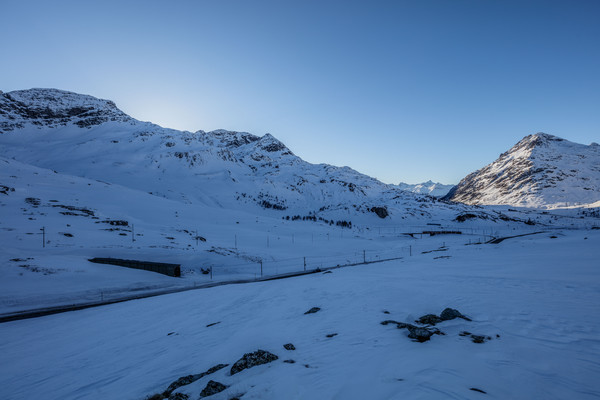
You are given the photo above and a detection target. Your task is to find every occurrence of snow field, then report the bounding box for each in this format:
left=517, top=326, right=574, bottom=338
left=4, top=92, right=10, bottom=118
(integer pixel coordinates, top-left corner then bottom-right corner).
left=1, top=230, right=598, bottom=399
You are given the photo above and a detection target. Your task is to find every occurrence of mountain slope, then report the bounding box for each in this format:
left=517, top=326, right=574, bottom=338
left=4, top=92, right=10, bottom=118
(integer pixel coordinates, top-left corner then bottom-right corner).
left=445, top=133, right=600, bottom=208
left=0, top=88, right=466, bottom=221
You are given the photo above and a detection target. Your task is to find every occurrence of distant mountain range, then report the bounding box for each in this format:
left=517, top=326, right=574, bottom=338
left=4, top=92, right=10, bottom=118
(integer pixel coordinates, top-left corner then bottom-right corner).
left=444, top=133, right=600, bottom=208
left=397, top=181, right=454, bottom=197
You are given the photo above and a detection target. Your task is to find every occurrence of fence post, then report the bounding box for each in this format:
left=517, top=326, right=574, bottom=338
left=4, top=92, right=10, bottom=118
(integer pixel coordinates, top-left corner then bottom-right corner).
left=260, top=261, right=263, bottom=277
left=304, top=257, right=306, bottom=271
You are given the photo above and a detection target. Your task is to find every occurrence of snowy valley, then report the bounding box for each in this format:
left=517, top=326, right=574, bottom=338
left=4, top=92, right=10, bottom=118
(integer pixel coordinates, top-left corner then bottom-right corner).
left=0, top=89, right=599, bottom=400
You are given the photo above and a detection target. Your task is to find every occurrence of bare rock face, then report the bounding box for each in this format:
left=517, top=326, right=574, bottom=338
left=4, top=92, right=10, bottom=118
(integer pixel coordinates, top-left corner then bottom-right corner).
left=230, top=350, right=278, bottom=375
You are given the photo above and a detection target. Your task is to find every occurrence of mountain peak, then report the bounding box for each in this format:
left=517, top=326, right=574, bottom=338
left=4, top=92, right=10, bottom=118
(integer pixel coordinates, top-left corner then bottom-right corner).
left=7, top=88, right=120, bottom=112
left=1, top=88, right=130, bottom=132
left=445, top=133, right=600, bottom=208
left=257, top=133, right=293, bottom=154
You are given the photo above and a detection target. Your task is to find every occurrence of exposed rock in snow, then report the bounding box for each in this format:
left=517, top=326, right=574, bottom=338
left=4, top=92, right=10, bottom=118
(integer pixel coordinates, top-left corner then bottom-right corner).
left=415, top=314, right=443, bottom=325
left=440, top=307, right=471, bottom=322
left=304, top=307, right=321, bottom=315
left=164, top=364, right=228, bottom=396
left=381, top=320, right=444, bottom=342
left=230, top=350, right=278, bottom=375
left=199, top=380, right=227, bottom=397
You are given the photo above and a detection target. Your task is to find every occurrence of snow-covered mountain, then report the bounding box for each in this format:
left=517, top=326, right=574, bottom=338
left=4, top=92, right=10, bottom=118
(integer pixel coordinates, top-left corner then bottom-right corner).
left=0, top=88, right=468, bottom=221
left=444, top=133, right=600, bottom=208
left=397, top=180, right=454, bottom=197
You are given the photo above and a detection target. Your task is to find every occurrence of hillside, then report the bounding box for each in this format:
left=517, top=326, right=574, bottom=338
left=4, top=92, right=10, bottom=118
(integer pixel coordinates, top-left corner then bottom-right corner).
left=0, top=88, right=449, bottom=220
left=444, top=133, right=600, bottom=208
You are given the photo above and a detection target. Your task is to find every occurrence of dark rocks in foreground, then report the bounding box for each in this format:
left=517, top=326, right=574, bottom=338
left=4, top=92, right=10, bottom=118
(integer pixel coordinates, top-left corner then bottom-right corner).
left=381, top=320, right=443, bottom=342
left=415, top=314, right=442, bottom=325
left=230, top=350, right=278, bottom=375
left=415, top=308, right=471, bottom=326
left=384, top=307, right=473, bottom=343
left=163, top=364, right=228, bottom=397
left=406, top=326, right=435, bottom=342
left=199, top=380, right=227, bottom=397
left=440, top=308, right=472, bottom=322
left=283, top=343, right=296, bottom=350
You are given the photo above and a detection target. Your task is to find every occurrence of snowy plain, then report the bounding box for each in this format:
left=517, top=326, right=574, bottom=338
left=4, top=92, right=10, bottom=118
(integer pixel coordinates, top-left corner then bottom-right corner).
left=1, top=229, right=599, bottom=400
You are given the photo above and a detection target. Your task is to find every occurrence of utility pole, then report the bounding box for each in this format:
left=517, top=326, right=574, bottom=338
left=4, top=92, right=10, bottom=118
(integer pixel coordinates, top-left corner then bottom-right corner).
left=363, top=250, right=366, bottom=263
left=196, top=230, right=199, bottom=246
left=41, top=226, right=45, bottom=248
left=304, top=257, right=306, bottom=271
left=260, top=261, right=263, bottom=277
left=409, top=245, right=412, bottom=256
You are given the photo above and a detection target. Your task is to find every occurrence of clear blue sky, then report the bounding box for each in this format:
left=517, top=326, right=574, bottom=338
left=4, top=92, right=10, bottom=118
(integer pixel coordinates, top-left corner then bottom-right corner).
left=1, top=0, right=599, bottom=184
